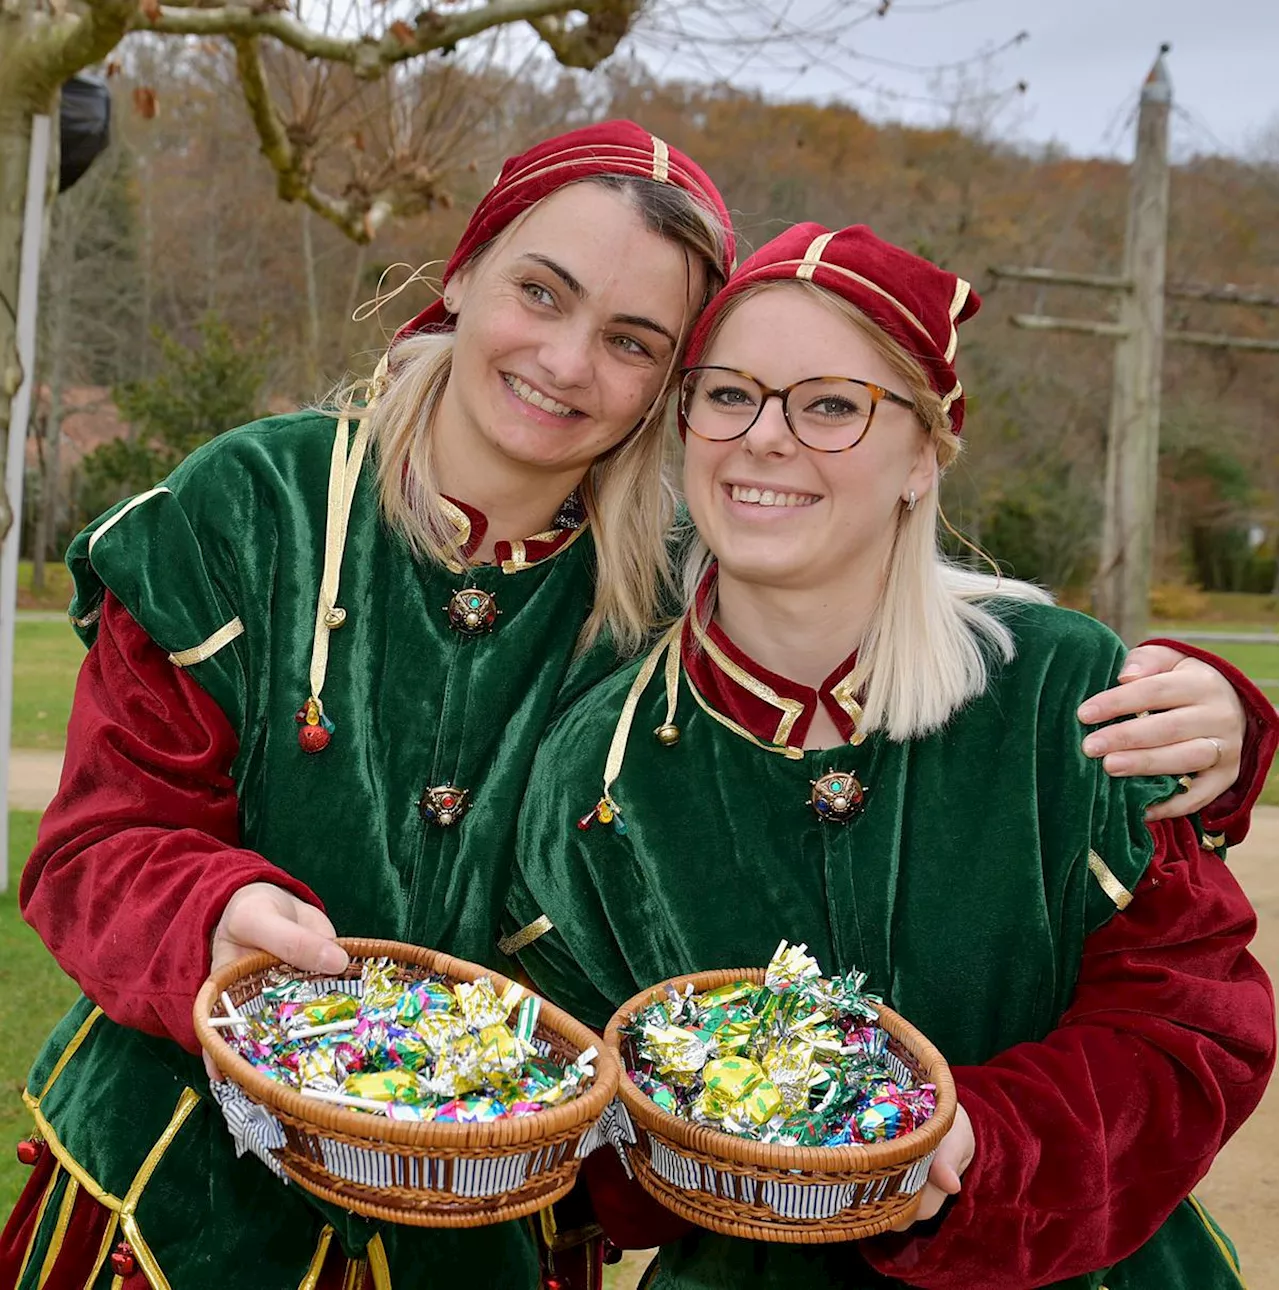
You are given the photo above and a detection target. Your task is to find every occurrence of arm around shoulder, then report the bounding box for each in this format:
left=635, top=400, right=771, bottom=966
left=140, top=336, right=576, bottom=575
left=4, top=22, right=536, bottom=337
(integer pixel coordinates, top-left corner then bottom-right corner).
left=862, top=814, right=1276, bottom=1289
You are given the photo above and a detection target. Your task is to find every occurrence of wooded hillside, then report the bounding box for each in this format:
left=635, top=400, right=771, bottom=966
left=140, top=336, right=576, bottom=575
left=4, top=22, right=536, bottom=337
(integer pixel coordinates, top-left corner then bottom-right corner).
left=30, top=57, right=1278, bottom=595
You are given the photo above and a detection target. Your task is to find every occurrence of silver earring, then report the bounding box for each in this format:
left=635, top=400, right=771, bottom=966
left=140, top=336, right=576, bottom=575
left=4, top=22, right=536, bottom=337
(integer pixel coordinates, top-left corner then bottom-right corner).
left=907, top=490, right=917, bottom=512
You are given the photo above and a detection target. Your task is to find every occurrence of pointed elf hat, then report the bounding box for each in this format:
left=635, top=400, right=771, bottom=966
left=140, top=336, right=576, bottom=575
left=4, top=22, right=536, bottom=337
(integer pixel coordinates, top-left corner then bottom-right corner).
left=683, top=222, right=980, bottom=434
left=395, top=120, right=736, bottom=341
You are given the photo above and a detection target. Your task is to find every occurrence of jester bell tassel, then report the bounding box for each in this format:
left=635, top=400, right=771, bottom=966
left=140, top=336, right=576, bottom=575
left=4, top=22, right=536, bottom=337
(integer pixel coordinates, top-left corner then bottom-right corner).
left=576, top=795, right=628, bottom=835
left=808, top=770, right=866, bottom=823
left=295, top=696, right=335, bottom=753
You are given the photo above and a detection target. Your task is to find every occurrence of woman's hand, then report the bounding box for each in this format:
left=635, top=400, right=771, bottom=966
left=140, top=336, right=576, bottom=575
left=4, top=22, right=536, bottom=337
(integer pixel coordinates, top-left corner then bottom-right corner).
left=886, top=1103, right=973, bottom=1232
left=1076, top=645, right=1245, bottom=819
left=204, top=883, right=349, bottom=1080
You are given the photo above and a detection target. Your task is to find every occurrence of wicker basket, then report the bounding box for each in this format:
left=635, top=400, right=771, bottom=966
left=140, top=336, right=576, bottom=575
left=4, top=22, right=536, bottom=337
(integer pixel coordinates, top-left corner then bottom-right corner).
left=603, top=967, right=955, bottom=1243
left=194, top=938, right=619, bottom=1227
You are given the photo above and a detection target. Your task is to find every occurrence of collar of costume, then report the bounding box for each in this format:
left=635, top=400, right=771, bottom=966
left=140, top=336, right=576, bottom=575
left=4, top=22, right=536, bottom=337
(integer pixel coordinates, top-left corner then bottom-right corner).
left=394, top=120, right=735, bottom=342
left=439, top=493, right=584, bottom=573
left=681, top=222, right=979, bottom=434
left=683, top=568, right=864, bottom=750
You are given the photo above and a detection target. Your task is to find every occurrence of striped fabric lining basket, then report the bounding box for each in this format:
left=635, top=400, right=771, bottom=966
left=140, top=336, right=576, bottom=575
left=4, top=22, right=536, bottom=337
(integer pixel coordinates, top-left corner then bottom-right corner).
left=603, top=967, right=956, bottom=1244
left=194, top=938, right=619, bottom=1227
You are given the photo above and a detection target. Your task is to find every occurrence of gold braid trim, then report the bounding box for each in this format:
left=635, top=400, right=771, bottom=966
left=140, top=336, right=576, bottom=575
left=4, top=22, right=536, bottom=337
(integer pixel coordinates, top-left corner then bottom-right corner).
left=498, top=915, right=554, bottom=957
left=367, top=1233, right=393, bottom=1290
left=37, top=1007, right=104, bottom=1100
left=86, top=1210, right=121, bottom=1290
left=118, top=1087, right=202, bottom=1290
left=22, top=1082, right=201, bottom=1290
left=298, top=1227, right=335, bottom=1290
left=168, top=618, right=245, bottom=668
left=22, top=1095, right=119, bottom=1211
left=1185, top=1195, right=1246, bottom=1286
left=13, top=1158, right=61, bottom=1288
left=36, top=1173, right=80, bottom=1286
left=1086, top=849, right=1133, bottom=911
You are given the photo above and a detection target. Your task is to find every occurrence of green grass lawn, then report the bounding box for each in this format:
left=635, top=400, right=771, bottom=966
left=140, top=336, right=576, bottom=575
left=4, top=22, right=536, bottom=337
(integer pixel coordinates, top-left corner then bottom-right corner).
left=0, top=812, right=81, bottom=1215
left=16, top=560, right=73, bottom=613
left=14, top=619, right=84, bottom=750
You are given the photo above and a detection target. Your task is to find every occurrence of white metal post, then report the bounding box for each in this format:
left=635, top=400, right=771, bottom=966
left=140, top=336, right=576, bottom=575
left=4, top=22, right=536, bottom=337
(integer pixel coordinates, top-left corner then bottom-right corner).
left=0, top=112, right=54, bottom=892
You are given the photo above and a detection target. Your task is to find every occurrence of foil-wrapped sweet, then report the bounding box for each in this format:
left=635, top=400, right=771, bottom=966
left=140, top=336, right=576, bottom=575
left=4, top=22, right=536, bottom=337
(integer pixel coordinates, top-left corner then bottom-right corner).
left=620, top=941, right=936, bottom=1146
left=216, top=960, right=594, bottom=1121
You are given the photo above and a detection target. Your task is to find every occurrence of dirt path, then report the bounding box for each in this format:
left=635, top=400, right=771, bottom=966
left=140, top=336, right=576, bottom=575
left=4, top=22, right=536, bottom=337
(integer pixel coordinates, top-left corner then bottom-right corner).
left=8, top=753, right=1276, bottom=1284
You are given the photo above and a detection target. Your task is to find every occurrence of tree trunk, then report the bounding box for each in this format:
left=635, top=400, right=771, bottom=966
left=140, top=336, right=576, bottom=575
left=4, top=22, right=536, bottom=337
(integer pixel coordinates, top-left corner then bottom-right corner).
left=0, top=95, right=44, bottom=546
left=1, top=0, right=135, bottom=539
left=301, top=203, right=321, bottom=396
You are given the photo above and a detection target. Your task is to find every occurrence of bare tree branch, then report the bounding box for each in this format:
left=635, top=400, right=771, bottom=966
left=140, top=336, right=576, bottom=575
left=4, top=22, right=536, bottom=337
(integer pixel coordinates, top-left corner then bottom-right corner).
left=232, top=33, right=393, bottom=240
left=527, top=0, right=644, bottom=68
left=139, top=0, right=632, bottom=77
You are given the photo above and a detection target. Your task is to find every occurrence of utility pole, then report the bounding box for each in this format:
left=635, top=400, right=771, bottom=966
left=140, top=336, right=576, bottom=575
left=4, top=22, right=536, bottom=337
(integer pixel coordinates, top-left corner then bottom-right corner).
left=988, top=46, right=1278, bottom=643
left=1096, top=45, right=1170, bottom=645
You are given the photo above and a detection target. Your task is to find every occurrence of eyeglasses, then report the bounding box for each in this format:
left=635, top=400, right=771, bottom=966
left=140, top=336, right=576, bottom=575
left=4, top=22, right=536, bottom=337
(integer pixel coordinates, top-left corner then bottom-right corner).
left=678, top=366, right=915, bottom=453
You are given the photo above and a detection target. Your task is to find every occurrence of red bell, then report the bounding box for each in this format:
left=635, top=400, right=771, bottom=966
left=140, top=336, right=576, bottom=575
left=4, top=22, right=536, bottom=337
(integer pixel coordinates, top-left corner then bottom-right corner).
left=15, top=1137, right=43, bottom=1166
left=110, top=1242, right=137, bottom=1277
left=576, top=811, right=595, bottom=831
left=298, top=723, right=331, bottom=754
left=542, top=1279, right=566, bottom=1290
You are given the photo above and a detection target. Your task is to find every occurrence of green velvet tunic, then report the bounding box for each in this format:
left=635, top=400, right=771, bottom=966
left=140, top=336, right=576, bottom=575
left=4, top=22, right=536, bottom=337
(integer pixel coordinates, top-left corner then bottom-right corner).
left=507, top=600, right=1244, bottom=1290
left=23, top=411, right=613, bottom=1288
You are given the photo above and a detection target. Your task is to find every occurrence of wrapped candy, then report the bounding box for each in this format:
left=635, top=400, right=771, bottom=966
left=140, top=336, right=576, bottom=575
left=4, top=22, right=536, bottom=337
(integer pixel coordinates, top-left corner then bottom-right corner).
left=620, top=942, right=934, bottom=1148
left=217, top=968, right=592, bottom=1122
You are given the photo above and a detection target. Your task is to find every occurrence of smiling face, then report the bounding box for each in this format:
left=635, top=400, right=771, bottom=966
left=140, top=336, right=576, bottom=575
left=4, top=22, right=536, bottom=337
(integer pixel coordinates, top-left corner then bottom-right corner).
left=435, top=182, right=705, bottom=488
left=683, top=283, right=938, bottom=597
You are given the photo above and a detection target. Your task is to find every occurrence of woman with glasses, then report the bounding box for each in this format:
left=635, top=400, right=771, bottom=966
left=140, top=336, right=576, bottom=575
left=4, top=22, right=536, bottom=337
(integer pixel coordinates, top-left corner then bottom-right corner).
left=505, top=224, right=1276, bottom=1290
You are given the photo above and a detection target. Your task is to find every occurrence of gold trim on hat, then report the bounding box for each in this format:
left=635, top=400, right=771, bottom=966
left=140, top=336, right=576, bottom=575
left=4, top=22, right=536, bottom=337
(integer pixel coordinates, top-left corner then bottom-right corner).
left=650, top=135, right=670, bottom=182
left=795, top=231, right=837, bottom=280
left=945, top=278, right=971, bottom=362
left=773, top=257, right=933, bottom=345
left=940, top=379, right=963, bottom=416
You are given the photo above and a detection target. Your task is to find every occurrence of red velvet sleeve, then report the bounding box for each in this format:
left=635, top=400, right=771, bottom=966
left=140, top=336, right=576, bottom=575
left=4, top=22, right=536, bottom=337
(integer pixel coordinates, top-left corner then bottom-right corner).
left=20, top=593, right=324, bottom=1054
left=862, top=816, right=1276, bottom=1289
left=1141, top=636, right=1278, bottom=846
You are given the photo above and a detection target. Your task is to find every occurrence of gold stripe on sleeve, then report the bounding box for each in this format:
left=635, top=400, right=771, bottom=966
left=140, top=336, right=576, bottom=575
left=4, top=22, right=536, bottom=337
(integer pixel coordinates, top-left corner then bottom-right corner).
left=1087, top=849, right=1133, bottom=911
left=498, top=915, right=554, bottom=957
left=168, top=617, right=245, bottom=667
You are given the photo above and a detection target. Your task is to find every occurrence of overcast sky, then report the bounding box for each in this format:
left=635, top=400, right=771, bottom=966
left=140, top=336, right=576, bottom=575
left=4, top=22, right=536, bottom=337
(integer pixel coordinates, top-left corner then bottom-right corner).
left=631, top=0, right=1279, bottom=160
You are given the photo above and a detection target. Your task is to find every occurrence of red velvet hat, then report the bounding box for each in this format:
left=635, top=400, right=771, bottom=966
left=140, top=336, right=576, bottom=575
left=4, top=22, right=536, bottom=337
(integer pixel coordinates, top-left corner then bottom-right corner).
left=682, top=222, right=979, bottom=434
left=394, top=120, right=735, bottom=341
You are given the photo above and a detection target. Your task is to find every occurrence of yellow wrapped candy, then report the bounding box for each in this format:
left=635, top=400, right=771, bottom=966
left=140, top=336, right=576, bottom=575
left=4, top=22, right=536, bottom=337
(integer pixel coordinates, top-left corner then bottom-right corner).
left=702, top=1056, right=765, bottom=1100
left=301, top=994, right=359, bottom=1026
left=343, top=1068, right=421, bottom=1103
left=479, top=1023, right=525, bottom=1076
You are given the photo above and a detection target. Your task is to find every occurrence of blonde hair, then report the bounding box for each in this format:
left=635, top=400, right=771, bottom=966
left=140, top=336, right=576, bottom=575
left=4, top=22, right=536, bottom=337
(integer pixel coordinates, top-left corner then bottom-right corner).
left=681, top=279, right=1052, bottom=741
left=343, top=176, right=730, bottom=657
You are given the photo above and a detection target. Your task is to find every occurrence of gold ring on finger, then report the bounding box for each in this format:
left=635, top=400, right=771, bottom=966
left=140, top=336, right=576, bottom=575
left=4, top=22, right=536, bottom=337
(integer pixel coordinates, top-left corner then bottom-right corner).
left=1204, top=736, right=1224, bottom=770
left=1177, top=774, right=1195, bottom=793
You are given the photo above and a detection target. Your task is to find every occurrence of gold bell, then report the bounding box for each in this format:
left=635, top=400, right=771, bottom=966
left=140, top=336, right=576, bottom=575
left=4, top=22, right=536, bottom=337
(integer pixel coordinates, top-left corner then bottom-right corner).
left=323, top=607, right=347, bottom=629
left=654, top=723, right=681, bottom=747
